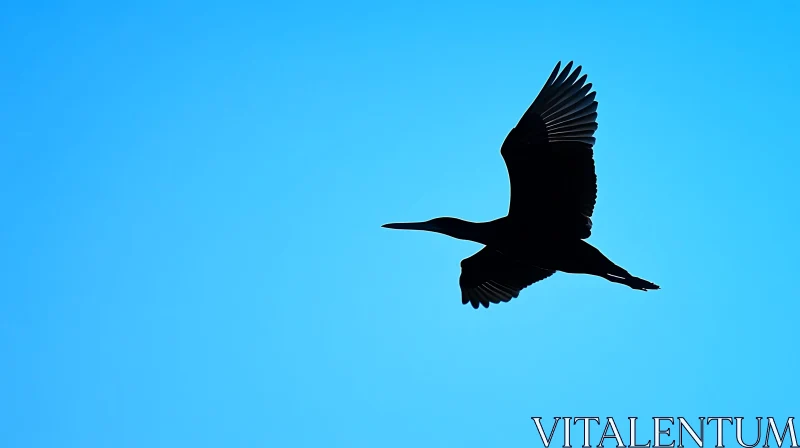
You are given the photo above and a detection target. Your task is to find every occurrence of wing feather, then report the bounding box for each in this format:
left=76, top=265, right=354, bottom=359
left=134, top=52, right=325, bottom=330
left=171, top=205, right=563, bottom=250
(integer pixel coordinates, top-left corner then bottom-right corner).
left=500, top=61, right=599, bottom=238
left=459, top=248, right=555, bottom=309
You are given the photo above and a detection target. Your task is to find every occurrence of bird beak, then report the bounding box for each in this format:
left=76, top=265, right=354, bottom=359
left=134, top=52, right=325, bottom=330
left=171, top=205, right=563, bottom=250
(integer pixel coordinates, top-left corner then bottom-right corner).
left=382, top=221, right=437, bottom=232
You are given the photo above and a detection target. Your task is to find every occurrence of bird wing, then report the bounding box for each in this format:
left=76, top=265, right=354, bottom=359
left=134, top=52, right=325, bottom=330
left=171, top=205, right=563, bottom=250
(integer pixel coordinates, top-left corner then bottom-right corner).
left=500, top=61, right=598, bottom=239
left=459, top=247, right=555, bottom=309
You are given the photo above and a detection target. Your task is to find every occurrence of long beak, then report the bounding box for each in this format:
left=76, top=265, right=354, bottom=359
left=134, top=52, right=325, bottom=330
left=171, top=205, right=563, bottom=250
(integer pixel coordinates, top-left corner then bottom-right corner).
left=382, top=221, right=436, bottom=231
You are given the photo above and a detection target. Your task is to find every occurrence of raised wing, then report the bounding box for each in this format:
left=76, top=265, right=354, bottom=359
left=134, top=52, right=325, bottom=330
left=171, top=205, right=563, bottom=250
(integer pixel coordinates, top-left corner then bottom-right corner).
left=459, top=247, right=555, bottom=309
left=501, top=61, right=598, bottom=239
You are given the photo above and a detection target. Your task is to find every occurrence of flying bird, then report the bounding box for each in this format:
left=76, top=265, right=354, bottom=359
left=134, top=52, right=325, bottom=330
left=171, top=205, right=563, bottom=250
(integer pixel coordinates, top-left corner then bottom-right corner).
left=383, top=61, right=660, bottom=309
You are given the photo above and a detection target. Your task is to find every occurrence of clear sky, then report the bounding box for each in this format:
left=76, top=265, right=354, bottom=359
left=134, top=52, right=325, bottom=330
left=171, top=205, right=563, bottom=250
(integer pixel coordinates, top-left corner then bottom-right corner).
left=1, top=1, right=799, bottom=447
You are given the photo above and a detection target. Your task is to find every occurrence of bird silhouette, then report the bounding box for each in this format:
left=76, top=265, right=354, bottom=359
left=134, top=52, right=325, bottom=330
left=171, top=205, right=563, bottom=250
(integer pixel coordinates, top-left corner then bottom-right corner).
left=383, top=61, right=660, bottom=309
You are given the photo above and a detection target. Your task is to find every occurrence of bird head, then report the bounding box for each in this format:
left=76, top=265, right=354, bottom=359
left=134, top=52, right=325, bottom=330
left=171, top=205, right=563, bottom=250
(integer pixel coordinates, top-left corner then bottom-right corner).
left=382, top=217, right=473, bottom=240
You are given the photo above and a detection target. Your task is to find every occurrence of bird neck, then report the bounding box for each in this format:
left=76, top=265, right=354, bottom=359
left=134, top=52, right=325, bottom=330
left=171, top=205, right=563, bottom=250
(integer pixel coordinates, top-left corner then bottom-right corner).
left=437, top=219, right=496, bottom=246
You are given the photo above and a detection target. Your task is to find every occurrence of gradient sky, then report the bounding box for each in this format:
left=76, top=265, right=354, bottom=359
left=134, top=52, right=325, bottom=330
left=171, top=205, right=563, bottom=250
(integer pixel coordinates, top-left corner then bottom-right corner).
left=2, top=1, right=799, bottom=447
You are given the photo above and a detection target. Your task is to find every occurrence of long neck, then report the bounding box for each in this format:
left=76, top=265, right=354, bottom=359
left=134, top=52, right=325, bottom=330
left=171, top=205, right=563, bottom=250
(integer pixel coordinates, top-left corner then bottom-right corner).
left=439, top=219, right=498, bottom=246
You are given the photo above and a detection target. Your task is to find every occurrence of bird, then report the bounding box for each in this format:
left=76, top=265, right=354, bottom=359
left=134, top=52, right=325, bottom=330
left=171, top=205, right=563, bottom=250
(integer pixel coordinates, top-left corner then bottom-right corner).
left=382, top=61, right=660, bottom=309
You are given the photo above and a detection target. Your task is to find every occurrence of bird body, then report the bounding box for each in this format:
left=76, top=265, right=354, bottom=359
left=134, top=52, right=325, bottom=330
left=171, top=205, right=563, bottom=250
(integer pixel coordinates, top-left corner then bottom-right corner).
left=383, top=61, right=660, bottom=309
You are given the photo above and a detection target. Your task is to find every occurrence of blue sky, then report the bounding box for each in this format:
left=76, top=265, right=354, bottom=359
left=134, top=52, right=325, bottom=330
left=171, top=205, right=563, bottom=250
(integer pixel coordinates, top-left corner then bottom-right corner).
left=1, top=1, right=799, bottom=447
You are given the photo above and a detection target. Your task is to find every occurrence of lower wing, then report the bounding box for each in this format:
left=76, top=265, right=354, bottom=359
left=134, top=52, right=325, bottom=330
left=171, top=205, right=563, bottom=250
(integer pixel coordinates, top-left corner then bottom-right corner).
left=459, top=247, right=555, bottom=309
